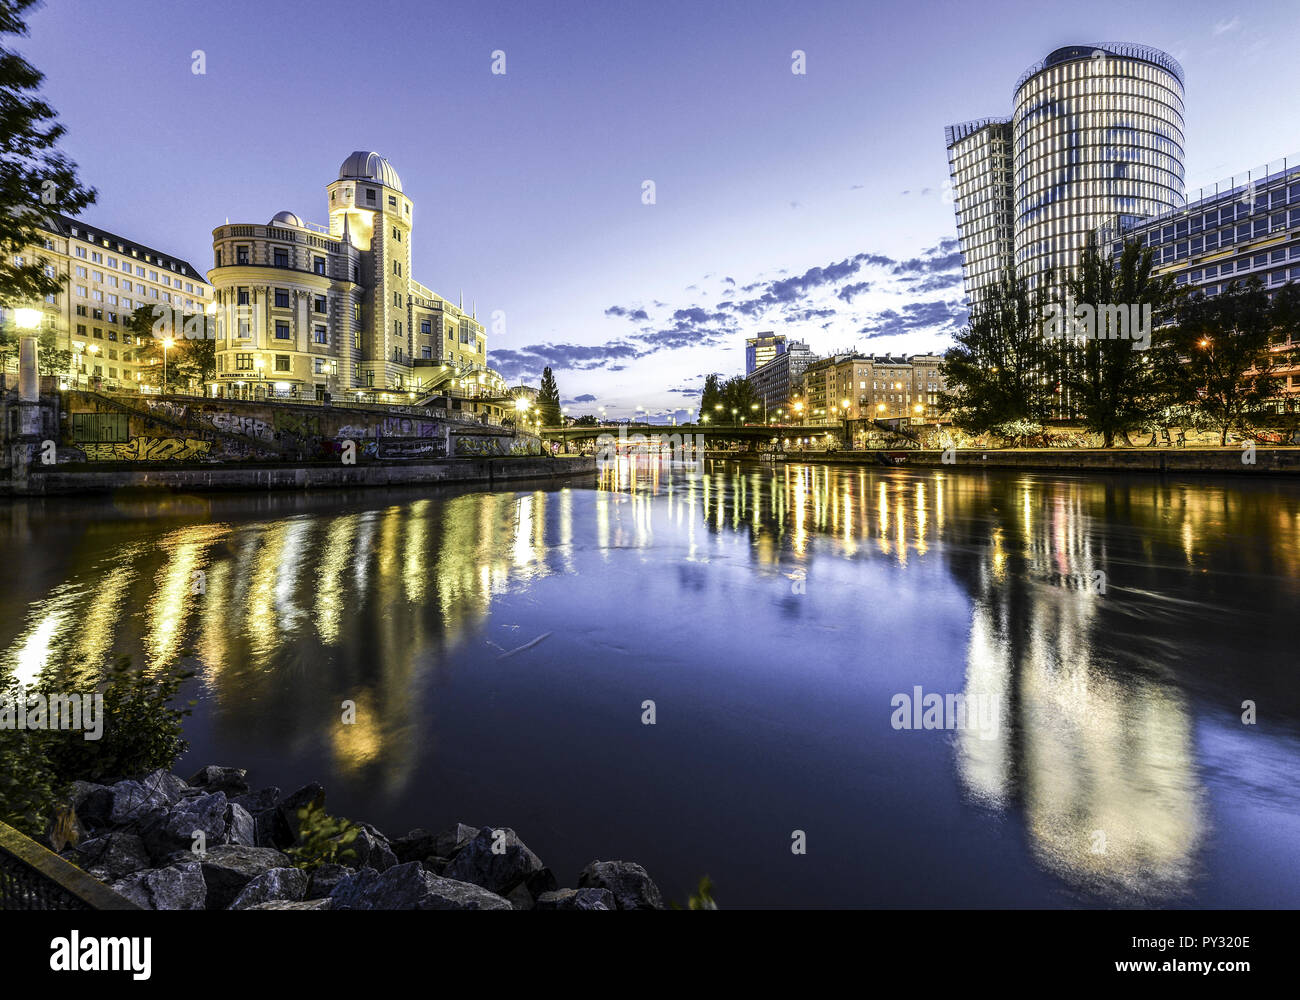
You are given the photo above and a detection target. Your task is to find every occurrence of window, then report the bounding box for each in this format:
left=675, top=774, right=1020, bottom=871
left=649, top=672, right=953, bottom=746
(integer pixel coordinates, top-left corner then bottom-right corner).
left=235, top=353, right=254, bottom=371
left=236, top=247, right=249, bottom=265
left=314, top=325, right=327, bottom=344
left=215, top=250, right=222, bottom=268
left=313, top=256, right=325, bottom=275
left=275, top=321, right=290, bottom=339
left=275, top=355, right=291, bottom=372
left=314, top=358, right=327, bottom=374
left=314, top=295, right=326, bottom=313
left=273, top=248, right=289, bottom=267
left=237, top=319, right=251, bottom=338
left=274, top=288, right=290, bottom=308
left=421, top=346, right=432, bottom=359
left=388, top=195, right=397, bottom=207
left=365, top=189, right=376, bottom=203
left=237, top=287, right=250, bottom=305
left=421, top=320, right=431, bottom=335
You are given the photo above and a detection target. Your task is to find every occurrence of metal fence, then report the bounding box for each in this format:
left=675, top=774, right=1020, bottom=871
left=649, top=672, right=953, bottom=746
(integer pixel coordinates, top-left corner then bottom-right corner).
left=0, top=820, right=141, bottom=910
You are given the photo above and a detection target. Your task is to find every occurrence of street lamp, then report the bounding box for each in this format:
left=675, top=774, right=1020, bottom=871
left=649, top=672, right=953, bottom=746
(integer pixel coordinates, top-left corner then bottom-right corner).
left=162, top=336, right=174, bottom=396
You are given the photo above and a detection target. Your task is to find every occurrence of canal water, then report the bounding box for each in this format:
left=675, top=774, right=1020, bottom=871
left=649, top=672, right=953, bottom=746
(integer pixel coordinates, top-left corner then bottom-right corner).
left=2, top=459, right=1299, bottom=907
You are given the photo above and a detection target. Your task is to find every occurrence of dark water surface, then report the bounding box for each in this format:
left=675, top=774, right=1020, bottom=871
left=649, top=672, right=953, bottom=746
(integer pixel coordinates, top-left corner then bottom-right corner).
left=2, top=460, right=1299, bottom=907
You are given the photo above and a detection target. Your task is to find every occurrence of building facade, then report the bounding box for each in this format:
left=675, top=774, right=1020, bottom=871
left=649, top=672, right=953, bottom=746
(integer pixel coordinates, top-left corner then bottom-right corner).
left=745, top=331, right=787, bottom=375
left=2, top=213, right=210, bottom=389
left=1104, top=155, right=1300, bottom=411
left=746, top=338, right=816, bottom=413
left=797, top=353, right=945, bottom=426
left=208, top=152, right=505, bottom=406
left=948, top=43, right=1187, bottom=309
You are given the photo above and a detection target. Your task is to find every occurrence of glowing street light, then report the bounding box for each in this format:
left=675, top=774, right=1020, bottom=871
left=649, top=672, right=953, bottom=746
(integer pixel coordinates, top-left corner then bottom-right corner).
left=162, top=336, right=175, bottom=395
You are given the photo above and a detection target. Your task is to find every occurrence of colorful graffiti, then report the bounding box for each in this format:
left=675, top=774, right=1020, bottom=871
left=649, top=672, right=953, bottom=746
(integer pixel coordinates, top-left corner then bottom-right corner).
left=84, top=437, right=213, bottom=462
left=454, top=434, right=542, bottom=457
left=208, top=412, right=273, bottom=441
left=274, top=409, right=321, bottom=438
left=145, top=400, right=189, bottom=422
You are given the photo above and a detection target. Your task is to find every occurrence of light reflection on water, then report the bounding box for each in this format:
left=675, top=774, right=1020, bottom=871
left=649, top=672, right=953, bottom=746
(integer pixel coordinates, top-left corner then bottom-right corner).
left=2, top=459, right=1299, bottom=907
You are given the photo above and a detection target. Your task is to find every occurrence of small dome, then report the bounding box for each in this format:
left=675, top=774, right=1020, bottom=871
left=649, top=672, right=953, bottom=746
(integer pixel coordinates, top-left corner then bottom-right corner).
left=270, top=210, right=302, bottom=226
left=338, top=151, right=403, bottom=192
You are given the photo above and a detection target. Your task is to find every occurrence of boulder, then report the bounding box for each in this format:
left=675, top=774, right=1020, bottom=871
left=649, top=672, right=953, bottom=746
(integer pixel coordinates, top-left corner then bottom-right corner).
left=441, top=826, right=546, bottom=896
left=108, top=778, right=174, bottom=827
left=187, top=765, right=250, bottom=795
left=138, top=769, right=191, bottom=803
left=329, top=863, right=512, bottom=911
left=224, top=803, right=257, bottom=847
left=141, top=791, right=229, bottom=861
left=347, top=823, right=398, bottom=872
left=535, top=888, right=617, bottom=911
left=433, top=822, right=480, bottom=859
left=70, top=832, right=152, bottom=882
left=244, top=898, right=332, bottom=910
left=110, top=863, right=207, bottom=910
left=231, top=787, right=280, bottom=816
left=577, top=861, right=664, bottom=910
left=273, top=783, right=325, bottom=847
left=305, top=863, right=354, bottom=900
left=228, top=867, right=309, bottom=910
left=66, top=781, right=113, bottom=830
left=391, top=828, right=439, bottom=864
left=193, top=844, right=293, bottom=911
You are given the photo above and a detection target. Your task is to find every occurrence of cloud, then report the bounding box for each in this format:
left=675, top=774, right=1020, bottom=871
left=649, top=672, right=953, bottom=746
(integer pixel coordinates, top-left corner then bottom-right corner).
left=1212, top=16, right=1240, bottom=35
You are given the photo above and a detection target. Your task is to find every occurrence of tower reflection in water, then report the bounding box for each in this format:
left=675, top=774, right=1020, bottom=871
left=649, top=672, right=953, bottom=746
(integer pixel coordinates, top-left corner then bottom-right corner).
left=3, top=459, right=1298, bottom=903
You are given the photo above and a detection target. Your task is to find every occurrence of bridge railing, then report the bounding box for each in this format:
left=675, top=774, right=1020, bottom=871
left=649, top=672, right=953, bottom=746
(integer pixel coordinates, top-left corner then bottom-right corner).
left=0, top=820, right=141, bottom=910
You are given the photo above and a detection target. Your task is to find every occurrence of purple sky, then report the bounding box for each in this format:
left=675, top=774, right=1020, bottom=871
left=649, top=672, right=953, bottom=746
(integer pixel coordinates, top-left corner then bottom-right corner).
left=22, top=0, right=1300, bottom=418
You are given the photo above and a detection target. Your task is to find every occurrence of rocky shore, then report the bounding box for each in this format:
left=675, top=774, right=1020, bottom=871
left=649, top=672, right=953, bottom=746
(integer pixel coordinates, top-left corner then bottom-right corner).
left=57, top=766, right=663, bottom=911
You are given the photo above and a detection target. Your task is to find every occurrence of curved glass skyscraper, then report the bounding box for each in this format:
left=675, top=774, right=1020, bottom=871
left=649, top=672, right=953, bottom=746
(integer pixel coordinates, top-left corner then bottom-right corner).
left=1012, top=44, right=1186, bottom=297
left=947, top=43, right=1187, bottom=307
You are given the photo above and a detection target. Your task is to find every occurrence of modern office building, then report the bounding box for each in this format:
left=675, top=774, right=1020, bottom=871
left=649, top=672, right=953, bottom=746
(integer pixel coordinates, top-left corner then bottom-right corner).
left=746, top=338, right=816, bottom=413
left=947, top=43, right=1187, bottom=309
left=208, top=151, right=507, bottom=406
left=1102, top=154, right=1300, bottom=411
left=2, top=213, right=211, bottom=388
left=745, top=331, right=787, bottom=375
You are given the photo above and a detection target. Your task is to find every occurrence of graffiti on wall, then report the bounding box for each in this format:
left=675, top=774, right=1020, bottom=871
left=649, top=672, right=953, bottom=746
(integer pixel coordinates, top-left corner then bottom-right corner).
left=274, top=409, right=321, bottom=438
left=454, top=434, right=542, bottom=457
left=378, top=438, right=447, bottom=459
left=84, top=437, right=213, bottom=462
left=207, top=412, right=274, bottom=441
left=145, top=400, right=189, bottom=422
left=380, top=417, right=438, bottom=439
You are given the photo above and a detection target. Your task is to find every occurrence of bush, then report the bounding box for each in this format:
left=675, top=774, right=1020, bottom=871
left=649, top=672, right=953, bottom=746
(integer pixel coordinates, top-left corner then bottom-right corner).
left=285, top=799, right=361, bottom=871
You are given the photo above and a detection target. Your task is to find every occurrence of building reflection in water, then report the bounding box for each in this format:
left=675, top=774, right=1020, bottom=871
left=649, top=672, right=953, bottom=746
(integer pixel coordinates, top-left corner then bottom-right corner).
left=2, top=459, right=1298, bottom=903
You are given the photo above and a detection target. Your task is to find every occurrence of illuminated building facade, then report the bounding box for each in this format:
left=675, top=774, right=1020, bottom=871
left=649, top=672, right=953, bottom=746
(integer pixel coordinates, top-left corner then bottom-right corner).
left=745, top=331, right=787, bottom=375
left=208, top=152, right=506, bottom=405
left=797, top=353, right=945, bottom=425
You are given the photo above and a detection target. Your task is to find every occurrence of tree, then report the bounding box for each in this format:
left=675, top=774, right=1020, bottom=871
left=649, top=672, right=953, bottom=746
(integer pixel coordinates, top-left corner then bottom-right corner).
left=938, top=271, right=1056, bottom=434
left=127, top=304, right=217, bottom=390
left=699, top=373, right=723, bottom=421
left=720, top=375, right=760, bottom=423
left=571, top=413, right=598, bottom=426
left=0, top=0, right=95, bottom=309
left=1153, top=277, right=1295, bottom=445
left=1063, top=239, right=1178, bottom=446
left=537, top=366, right=562, bottom=426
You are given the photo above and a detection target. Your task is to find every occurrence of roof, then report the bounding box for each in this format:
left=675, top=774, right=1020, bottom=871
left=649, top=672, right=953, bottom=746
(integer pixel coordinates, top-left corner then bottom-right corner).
left=338, top=151, right=403, bottom=192
left=42, top=212, right=208, bottom=282
left=1014, top=43, right=1184, bottom=94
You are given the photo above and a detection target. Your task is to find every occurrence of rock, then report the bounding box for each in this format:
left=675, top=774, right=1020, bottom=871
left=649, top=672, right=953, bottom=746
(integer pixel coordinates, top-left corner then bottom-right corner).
left=108, top=778, right=173, bottom=827
left=224, top=803, right=257, bottom=847
left=70, top=832, right=152, bottom=882
left=231, top=787, right=280, bottom=816
left=141, top=791, right=229, bottom=861
left=329, top=863, right=512, bottom=911
left=506, top=883, right=534, bottom=910
left=305, top=863, right=354, bottom=900
left=110, top=863, right=207, bottom=910
left=442, top=826, right=546, bottom=896
left=391, top=828, right=439, bottom=864
left=244, top=898, right=332, bottom=910
left=433, top=822, right=479, bottom=859
left=66, top=781, right=113, bottom=830
left=228, top=867, right=309, bottom=910
left=274, top=783, right=325, bottom=847
left=193, top=845, right=292, bottom=911
left=527, top=867, right=559, bottom=897
left=187, top=765, right=250, bottom=795
left=535, top=888, right=616, bottom=911
left=347, top=823, right=398, bottom=872
left=422, top=856, right=450, bottom=876
left=577, top=861, right=664, bottom=910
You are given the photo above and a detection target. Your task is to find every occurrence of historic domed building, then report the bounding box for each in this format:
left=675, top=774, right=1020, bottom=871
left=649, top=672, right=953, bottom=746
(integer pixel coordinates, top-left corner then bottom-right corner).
left=207, top=152, right=506, bottom=412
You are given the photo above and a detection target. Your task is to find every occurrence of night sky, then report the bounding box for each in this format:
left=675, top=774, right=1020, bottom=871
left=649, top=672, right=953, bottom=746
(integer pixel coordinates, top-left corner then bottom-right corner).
left=21, top=0, right=1300, bottom=417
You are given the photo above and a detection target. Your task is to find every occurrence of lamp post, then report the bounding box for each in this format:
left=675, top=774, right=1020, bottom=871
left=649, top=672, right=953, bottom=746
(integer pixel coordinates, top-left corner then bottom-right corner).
left=162, top=336, right=174, bottom=396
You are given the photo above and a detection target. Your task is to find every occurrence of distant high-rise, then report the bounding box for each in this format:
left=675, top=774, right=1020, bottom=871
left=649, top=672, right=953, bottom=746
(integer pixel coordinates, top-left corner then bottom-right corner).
left=745, top=331, right=786, bottom=374
left=947, top=43, right=1187, bottom=309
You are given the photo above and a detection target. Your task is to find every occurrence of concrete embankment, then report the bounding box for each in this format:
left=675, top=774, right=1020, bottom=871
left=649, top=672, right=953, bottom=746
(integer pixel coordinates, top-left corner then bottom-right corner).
left=3, top=455, right=597, bottom=496
left=723, top=448, right=1300, bottom=476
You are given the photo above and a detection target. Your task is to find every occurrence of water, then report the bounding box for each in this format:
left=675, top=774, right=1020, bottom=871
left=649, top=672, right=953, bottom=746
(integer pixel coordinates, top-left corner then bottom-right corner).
left=2, top=459, right=1299, bottom=908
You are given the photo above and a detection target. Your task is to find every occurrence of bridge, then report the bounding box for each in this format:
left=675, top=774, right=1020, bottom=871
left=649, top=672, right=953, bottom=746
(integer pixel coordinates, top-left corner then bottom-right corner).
left=538, top=422, right=846, bottom=445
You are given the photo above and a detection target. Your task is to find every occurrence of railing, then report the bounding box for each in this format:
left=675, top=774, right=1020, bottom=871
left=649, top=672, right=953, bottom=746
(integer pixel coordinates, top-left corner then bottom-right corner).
left=0, top=820, right=141, bottom=910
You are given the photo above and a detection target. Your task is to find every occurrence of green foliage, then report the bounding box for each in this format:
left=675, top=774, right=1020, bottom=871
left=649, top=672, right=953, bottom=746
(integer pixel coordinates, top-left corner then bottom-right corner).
left=0, top=0, right=96, bottom=309
left=285, top=799, right=361, bottom=871
left=991, top=419, right=1046, bottom=447
left=127, top=304, right=218, bottom=388
left=537, top=366, right=562, bottom=427
left=0, top=653, right=194, bottom=838
left=671, top=875, right=718, bottom=910
left=571, top=413, right=598, bottom=426
left=699, top=374, right=761, bottom=423
left=939, top=271, right=1057, bottom=433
